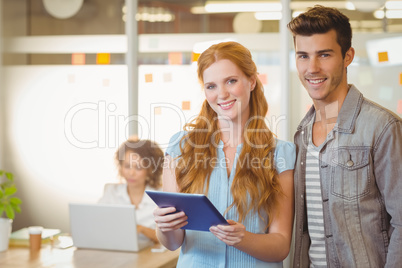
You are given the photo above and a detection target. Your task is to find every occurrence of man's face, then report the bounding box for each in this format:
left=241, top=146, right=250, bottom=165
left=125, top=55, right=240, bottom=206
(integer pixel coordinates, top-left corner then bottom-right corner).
left=294, top=29, right=354, bottom=105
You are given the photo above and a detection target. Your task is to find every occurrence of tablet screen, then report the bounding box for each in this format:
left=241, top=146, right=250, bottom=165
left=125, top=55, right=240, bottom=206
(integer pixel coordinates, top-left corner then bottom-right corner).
left=145, top=190, right=228, bottom=231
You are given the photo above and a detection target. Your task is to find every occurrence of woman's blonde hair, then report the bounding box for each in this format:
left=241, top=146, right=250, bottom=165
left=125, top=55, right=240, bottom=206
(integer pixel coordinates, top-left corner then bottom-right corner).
left=176, top=41, right=282, bottom=227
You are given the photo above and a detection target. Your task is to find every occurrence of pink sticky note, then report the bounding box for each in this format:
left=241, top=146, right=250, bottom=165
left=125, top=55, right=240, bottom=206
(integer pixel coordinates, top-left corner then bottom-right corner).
left=397, top=100, right=402, bottom=114
left=169, top=52, right=183, bottom=65
left=182, top=101, right=191, bottom=110
left=258, top=73, right=268, bottom=84
left=72, top=53, right=85, bottom=65
left=154, top=106, right=162, bottom=115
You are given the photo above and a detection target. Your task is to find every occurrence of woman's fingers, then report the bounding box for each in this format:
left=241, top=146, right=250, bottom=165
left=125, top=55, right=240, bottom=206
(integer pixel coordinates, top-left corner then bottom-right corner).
left=209, top=220, right=246, bottom=246
left=154, top=207, right=188, bottom=232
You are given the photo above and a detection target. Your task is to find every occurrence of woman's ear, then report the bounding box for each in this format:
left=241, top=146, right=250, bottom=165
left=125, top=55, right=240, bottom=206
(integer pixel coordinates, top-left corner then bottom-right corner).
left=250, top=76, right=257, bottom=91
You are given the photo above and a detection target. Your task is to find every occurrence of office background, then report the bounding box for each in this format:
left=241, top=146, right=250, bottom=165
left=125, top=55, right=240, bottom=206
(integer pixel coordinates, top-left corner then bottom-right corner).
left=1, top=0, right=401, bottom=237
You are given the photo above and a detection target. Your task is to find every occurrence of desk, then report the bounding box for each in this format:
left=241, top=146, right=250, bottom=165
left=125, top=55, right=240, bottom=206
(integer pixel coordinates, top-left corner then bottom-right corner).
left=0, top=244, right=180, bottom=268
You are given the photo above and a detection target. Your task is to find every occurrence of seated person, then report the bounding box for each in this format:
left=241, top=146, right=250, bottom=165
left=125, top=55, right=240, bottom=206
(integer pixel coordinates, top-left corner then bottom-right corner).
left=98, top=136, right=164, bottom=244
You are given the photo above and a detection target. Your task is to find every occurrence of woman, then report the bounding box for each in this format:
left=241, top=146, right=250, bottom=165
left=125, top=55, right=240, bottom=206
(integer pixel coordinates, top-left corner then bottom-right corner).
left=99, top=137, right=164, bottom=244
left=154, top=41, right=296, bottom=267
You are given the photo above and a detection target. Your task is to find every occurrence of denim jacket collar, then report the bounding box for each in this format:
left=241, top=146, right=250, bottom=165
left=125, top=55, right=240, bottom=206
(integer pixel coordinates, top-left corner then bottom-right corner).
left=296, top=84, right=363, bottom=134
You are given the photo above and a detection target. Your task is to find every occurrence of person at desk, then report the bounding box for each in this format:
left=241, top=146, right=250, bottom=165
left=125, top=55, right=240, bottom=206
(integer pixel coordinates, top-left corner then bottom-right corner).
left=153, top=41, right=296, bottom=267
left=98, top=137, right=164, bottom=244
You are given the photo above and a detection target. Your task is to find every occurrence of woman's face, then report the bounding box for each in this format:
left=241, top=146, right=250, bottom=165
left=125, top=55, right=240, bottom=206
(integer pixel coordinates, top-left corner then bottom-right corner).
left=202, top=59, right=255, bottom=126
left=120, top=151, right=148, bottom=188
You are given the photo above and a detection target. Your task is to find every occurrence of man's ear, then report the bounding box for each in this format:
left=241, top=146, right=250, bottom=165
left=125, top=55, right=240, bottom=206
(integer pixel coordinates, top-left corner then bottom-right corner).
left=344, top=47, right=355, bottom=68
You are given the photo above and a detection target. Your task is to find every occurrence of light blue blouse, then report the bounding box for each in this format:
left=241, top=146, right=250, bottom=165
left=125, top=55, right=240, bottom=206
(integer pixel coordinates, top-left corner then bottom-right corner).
left=166, top=131, right=296, bottom=268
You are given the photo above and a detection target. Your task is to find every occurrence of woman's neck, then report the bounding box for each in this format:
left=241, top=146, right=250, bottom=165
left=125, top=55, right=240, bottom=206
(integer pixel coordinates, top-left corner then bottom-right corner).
left=219, top=121, right=243, bottom=148
left=126, top=183, right=146, bottom=207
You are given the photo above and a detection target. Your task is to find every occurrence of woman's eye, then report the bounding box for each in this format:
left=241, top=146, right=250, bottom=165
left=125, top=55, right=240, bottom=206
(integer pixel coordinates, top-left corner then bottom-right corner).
left=228, top=79, right=237, bottom=84
left=206, top=84, right=215, bottom=90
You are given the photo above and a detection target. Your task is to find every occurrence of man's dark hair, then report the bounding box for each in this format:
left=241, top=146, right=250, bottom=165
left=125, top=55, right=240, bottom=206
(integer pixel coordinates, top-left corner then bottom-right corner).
left=287, top=5, right=352, bottom=58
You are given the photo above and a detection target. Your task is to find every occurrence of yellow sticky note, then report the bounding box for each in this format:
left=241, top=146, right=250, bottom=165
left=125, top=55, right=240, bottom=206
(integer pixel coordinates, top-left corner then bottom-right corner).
left=399, top=73, right=402, bottom=86
left=397, top=100, right=402, bottom=114
left=169, top=52, right=182, bottom=65
left=97, top=53, right=111, bottom=64
left=258, top=73, right=268, bottom=85
left=72, top=53, right=85, bottom=65
left=378, top=51, right=389, bottom=62
left=145, top=73, right=153, bottom=83
left=182, top=101, right=191, bottom=110
left=191, top=52, right=200, bottom=62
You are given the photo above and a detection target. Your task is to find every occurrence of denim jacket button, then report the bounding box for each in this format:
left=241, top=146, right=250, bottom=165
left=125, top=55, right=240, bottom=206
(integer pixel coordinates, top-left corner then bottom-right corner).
left=346, top=160, right=354, bottom=167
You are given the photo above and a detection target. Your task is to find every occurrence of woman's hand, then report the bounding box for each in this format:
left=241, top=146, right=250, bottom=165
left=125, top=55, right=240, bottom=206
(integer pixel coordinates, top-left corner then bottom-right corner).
left=209, top=219, right=246, bottom=246
left=154, top=206, right=188, bottom=233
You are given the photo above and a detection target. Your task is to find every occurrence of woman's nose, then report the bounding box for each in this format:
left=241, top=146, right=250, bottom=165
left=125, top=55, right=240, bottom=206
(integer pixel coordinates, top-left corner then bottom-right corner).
left=218, top=85, right=230, bottom=99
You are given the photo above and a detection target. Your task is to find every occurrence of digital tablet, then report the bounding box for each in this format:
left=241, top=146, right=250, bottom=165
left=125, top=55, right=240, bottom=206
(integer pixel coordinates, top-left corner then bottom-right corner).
left=145, top=190, right=228, bottom=232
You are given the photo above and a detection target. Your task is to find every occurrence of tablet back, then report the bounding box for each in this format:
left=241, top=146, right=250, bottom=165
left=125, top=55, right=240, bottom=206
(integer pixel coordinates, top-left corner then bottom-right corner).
left=69, top=203, right=153, bottom=252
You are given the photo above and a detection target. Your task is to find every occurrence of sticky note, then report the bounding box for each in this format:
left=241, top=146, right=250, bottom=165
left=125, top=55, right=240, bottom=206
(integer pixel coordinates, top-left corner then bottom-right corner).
left=163, top=72, right=172, bottom=82
left=358, top=70, right=373, bottom=86
left=103, top=79, right=110, bottom=87
left=258, top=73, right=268, bottom=85
left=399, top=73, right=402, bottom=86
left=325, top=101, right=338, bottom=120
left=148, top=38, right=159, bottom=49
left=378, top=51, right=389, bottom=63
left=169, top=52, right=182, bottom=65
left=378, top=86, right=393, bottom=101
left=397, top=100, right=402, bottom=114
left=182, top=101, right=191, bottom=110
left=68, top=74, right=75, bottom=84
left=145, top=73, right=153, bottom=83
left=191, top=52, right=200, bottom=62
left=96, top=53, right=111, bottom=64
left=72, top=53, right=85, bottom=65
left=154, top=106, right=162, bottom=115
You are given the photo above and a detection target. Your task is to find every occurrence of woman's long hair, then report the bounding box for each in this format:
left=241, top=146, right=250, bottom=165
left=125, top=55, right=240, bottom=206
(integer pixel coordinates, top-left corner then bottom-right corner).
left=176, top=42, right=282, bottom=228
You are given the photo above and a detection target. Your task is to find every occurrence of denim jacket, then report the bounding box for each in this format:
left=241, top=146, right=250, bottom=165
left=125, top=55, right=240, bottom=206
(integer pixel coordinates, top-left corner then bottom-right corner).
left=293, top=85, right=402, bottom=268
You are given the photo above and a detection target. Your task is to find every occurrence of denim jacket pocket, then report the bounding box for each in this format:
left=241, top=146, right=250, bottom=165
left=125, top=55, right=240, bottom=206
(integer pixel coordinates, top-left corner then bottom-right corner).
left=330, top=147, right=371, bottom=201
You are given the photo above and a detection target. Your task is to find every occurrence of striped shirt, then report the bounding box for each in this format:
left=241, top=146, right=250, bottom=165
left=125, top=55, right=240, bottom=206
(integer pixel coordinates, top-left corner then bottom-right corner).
left=306, top=138, right=327, bottom=267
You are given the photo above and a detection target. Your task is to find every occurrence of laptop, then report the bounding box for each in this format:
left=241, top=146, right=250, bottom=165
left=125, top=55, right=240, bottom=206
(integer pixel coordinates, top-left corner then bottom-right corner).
left=69, top=203, right=154, bottom=252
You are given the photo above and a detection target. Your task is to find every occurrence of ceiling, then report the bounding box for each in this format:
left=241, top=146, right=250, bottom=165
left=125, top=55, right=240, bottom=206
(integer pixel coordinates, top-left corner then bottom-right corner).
left=138, top=0, right=402, bottom=33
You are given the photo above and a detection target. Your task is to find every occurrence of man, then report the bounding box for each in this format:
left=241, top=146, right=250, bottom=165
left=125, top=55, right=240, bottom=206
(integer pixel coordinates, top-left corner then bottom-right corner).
left=287, top=5, right=402, bottom=268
